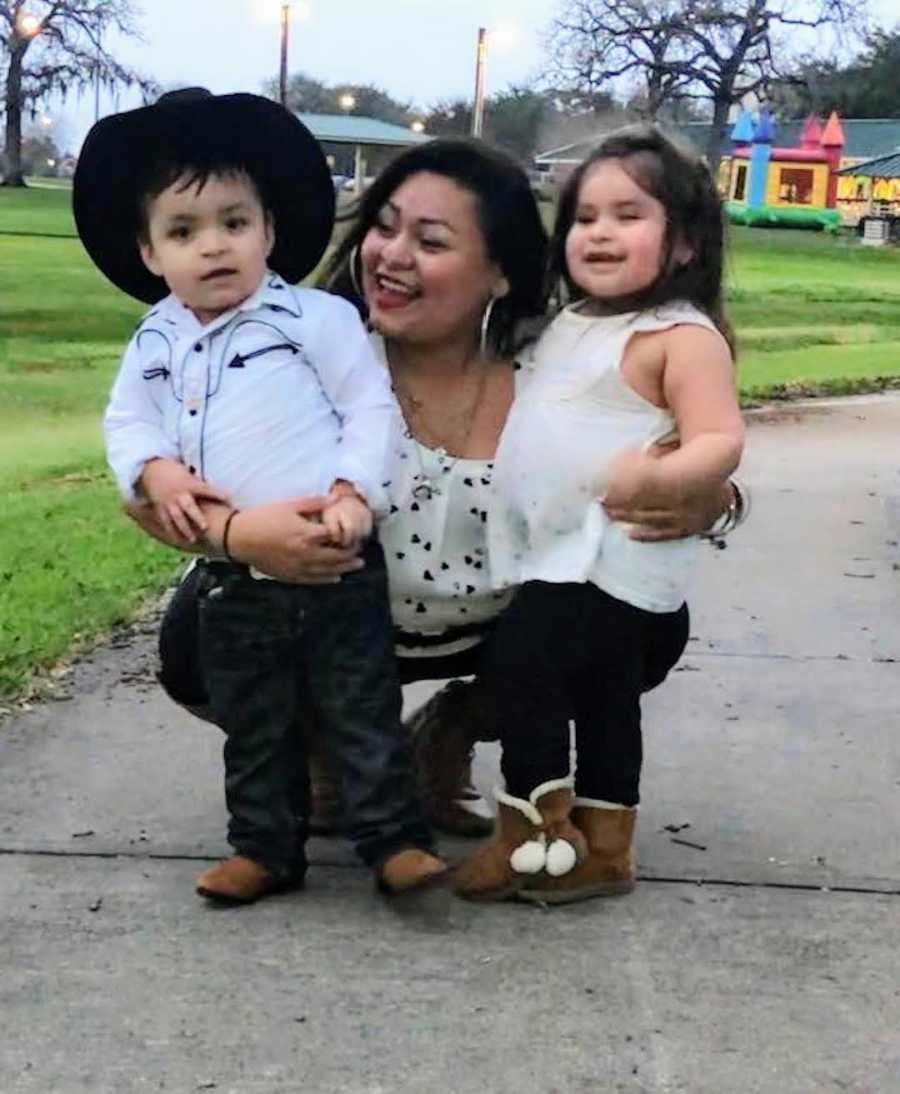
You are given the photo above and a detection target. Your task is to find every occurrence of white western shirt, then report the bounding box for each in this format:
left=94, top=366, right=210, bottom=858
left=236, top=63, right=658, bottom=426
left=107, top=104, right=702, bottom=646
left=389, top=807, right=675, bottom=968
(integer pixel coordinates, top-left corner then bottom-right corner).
left=104, top=273, right=399, bottom=514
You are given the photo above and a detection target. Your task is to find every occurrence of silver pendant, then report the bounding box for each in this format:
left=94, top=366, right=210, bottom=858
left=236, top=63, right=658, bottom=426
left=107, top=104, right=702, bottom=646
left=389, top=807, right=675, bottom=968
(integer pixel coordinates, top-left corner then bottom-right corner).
left=412, top=480, right=440, bottom=500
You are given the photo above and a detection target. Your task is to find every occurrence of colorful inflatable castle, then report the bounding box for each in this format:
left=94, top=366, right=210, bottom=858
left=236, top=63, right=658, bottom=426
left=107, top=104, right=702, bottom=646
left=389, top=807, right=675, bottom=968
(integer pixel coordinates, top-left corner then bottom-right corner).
left=726, top=109, right=844, bottom=232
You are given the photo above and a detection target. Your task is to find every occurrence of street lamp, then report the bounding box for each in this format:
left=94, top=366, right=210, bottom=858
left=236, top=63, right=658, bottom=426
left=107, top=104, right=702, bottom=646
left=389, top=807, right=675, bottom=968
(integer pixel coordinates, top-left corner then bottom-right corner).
left=17, top=11, right=42, bottom=37
left=471, top=27, right=488, bottom=138
left=255, top=1, right=311, bottom=107
left=410, top=120, right=425, bottom=134
left=339, top=93, right=356, bottom=114
left=279, top=4, right=289, bottom=107
left=471, top=22, right=520, bottom=139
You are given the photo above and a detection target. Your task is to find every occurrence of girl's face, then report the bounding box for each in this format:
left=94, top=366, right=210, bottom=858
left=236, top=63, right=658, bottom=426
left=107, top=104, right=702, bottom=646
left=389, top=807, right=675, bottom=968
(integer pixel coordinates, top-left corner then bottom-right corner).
left=565, top=158, right=670, bottom=302
left=360, top=171, right=504, bottom=347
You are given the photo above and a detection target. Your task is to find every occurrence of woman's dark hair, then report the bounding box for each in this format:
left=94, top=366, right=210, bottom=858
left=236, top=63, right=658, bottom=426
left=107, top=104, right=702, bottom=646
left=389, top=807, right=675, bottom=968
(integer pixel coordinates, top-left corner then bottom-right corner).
left=321, top=139, right=549, bottom=357
left=549, top=124, right=733, bottom=349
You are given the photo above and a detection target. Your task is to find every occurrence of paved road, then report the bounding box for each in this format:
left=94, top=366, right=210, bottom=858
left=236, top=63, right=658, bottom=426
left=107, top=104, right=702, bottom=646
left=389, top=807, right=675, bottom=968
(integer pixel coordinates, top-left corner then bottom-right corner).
left=2, top=395, right=899, bottom=1093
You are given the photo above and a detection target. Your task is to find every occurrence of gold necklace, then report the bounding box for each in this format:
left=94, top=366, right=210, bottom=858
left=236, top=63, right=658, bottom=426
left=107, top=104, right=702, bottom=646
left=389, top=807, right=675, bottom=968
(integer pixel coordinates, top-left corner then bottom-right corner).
left=392, top=362, right=488, bottom=500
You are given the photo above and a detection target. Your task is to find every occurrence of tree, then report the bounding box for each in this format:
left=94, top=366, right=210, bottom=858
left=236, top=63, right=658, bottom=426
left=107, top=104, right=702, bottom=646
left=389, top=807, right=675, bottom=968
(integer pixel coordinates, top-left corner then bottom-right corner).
left=1, top=0, right=155, bottom=187
left=270, top=72, right=333, bottom=113
left=485, top=87, right=554, bottom=163
left=265, top=72, right=414, bottom=125
left=332, top=84, right=414, bottom=127
left=548, top=0, right=694, bottom=120
left=545, top=0, right=869, bottom=175
left=770, top=29, right=900, bottom=117
left=425, top=89, right=550, bottom=162
left=676, top=0, right=867, bottom=174
left=423, top=98, right=472, bottom=138
left=424, top=89, right=628, bottom=163
left=19, top=128, right=57, bottom=175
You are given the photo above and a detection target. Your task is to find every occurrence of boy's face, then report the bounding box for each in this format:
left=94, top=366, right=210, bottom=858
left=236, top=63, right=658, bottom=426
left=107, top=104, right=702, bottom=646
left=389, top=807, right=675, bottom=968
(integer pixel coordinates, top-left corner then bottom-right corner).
left=139, top=171, right=274, bottom=326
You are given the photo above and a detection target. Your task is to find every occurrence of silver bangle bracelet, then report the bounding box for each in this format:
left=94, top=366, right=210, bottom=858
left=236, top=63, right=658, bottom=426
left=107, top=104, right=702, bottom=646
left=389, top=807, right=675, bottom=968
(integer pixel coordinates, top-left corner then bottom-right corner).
left=701, top=477, right=751, bottom=548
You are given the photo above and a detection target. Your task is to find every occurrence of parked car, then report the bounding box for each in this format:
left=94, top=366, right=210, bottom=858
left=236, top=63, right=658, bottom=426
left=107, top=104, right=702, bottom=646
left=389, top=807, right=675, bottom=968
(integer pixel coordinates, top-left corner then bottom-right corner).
left=526, top=168, right=556, bottom=203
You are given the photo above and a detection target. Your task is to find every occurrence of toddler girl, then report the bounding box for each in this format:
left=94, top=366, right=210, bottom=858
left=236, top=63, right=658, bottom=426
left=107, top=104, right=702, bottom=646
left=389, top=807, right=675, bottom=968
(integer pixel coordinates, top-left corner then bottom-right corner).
left=456, top=126, right=744, bottom=903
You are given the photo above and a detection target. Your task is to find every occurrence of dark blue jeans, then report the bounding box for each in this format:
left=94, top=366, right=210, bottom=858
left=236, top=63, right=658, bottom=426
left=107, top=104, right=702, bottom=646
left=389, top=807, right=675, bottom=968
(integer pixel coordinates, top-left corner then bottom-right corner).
left=195, top=542, right=433, bottom=879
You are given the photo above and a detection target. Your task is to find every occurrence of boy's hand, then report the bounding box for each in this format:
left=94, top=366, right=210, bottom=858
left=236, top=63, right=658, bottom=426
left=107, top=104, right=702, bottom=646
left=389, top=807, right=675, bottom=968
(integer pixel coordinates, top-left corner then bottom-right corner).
left=138, top=457, right=228, bottom=543
left=322, top=484, right=372, bottom=549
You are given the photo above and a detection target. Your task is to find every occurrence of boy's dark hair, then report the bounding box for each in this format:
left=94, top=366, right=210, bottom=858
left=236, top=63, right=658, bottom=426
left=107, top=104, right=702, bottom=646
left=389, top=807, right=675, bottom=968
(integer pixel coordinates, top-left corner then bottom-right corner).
left=136, top=157, right=273, bottom=242
left=550, top=124, right=733, bottom=350
left=321, top=138, right=549, bottom=358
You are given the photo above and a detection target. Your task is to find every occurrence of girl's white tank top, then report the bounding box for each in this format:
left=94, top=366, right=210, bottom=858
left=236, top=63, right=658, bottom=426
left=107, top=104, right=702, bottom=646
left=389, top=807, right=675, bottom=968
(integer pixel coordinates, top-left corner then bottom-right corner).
left=489, top=300, right=719, bottom=613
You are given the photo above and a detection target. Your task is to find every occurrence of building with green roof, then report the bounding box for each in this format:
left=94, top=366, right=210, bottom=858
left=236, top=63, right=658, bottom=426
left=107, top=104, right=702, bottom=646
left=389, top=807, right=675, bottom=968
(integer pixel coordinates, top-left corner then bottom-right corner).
left=298, top=113, right=431, bottom=191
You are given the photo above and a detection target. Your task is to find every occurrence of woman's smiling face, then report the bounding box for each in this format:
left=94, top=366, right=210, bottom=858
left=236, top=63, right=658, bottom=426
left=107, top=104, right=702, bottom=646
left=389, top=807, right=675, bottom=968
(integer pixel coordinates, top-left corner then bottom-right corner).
left=360, top=170, right=503, bottom=347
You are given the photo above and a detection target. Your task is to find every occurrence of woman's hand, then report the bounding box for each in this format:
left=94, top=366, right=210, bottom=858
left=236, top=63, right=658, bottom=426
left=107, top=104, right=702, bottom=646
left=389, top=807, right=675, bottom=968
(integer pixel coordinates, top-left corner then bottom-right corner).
left=603, top=443, right=731, bottom=542
left=125, top=499, right=204, bottom=551
left=228, top=498, right=365, bottom=583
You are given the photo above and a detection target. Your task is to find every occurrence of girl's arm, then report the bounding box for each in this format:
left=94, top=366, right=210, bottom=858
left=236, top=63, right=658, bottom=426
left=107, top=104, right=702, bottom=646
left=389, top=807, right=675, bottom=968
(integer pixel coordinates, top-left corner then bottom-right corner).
left=658, top=324, right=744, bottom=491
left=606, top=325, right=743, bottom=511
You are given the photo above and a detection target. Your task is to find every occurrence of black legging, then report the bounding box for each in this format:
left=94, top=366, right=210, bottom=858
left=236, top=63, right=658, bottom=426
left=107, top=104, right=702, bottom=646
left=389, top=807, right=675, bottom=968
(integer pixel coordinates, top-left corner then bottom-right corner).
left=158, top=566, right=687, bottom=801
left=484, top=581, right=689, bottom=806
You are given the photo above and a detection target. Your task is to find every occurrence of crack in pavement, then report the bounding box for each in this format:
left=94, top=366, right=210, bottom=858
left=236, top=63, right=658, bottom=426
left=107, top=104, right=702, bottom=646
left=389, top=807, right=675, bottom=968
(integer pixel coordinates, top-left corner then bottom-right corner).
left=2, top=846, right=898, bottom=896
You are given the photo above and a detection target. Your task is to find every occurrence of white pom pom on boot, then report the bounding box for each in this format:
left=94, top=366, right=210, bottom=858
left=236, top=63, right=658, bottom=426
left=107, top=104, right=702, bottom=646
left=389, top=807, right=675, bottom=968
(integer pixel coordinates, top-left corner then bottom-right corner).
left=453, top=781, right=587, bottom=901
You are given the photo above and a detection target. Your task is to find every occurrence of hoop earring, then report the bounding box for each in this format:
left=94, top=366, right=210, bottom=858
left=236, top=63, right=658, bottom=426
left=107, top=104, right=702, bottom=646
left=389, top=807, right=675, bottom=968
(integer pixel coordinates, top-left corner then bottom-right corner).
left=480, top=295, right=498, bottom=359
left=348, top=244, right=363, bottom=299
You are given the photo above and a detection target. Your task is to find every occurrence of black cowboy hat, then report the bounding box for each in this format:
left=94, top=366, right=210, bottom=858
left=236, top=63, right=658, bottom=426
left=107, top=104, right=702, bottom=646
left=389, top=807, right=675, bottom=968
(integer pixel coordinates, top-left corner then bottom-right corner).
left=73, top=88, right=335, bottom=303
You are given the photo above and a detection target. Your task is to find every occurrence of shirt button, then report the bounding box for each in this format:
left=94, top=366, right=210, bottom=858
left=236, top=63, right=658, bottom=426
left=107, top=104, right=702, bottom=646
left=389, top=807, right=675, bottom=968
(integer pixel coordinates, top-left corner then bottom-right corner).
left=194, top=343, right=202, bottom=352
left=188, top=465, right=196, bottom=474
left=189, top=409, right=197, bottom=416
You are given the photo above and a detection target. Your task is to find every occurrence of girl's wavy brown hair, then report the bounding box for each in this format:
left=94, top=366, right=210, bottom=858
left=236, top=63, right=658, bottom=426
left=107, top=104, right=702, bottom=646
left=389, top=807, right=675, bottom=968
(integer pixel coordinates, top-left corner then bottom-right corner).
left=549, top=124, right=733, bottom=351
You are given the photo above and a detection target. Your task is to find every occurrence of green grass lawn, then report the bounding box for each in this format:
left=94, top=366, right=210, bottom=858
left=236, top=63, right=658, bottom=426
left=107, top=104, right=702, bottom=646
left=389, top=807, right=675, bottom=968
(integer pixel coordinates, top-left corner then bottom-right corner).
left=0, top=179, right=76, bottom=237
left=1, top=188, right=174, bottom=699
left=1, top=185, right=900, bottom=699
left=727, top=227, right=900, bottom=394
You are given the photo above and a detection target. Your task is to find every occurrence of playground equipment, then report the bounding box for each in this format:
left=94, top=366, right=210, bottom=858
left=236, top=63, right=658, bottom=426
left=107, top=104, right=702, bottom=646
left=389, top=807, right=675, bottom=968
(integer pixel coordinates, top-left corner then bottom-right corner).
left=725, top=109, right=844, bottom=231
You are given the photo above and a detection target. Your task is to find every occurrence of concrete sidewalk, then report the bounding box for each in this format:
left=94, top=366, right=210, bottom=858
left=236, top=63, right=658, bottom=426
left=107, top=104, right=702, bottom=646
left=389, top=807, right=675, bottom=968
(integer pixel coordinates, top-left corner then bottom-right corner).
left=2, top=395, right=900, bottom=1094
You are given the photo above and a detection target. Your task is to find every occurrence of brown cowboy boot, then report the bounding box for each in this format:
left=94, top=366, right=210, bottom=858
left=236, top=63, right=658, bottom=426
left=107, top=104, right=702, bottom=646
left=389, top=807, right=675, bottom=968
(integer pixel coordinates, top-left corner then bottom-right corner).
left=377, top=848, right=450, bottom=894
left=408, top=679, right=496, bottom=838
left=518, top=802, right=637, bottom=905
left=454, top=784, right=587, bottom=902
left=195, top=855, right=304, bottom=905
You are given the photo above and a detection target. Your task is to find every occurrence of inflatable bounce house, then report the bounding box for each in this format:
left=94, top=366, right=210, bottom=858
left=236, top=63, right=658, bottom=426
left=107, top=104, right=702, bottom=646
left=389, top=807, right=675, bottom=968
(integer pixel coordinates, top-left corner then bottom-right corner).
left=725, top=109, right=844, bottom=231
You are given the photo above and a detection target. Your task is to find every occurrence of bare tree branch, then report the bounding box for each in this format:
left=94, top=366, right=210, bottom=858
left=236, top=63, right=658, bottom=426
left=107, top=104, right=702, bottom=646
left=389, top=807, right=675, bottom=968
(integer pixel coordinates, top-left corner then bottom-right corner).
left=543, top=0, right=869, bottom=173
left=1, top=0, right=156, bottom=185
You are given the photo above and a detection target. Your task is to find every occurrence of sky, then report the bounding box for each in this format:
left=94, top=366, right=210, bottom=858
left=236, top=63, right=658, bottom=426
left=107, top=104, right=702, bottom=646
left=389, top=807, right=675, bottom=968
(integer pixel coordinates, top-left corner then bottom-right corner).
left=37, top=0, right=900, bottom=155
left=45, top=0, right=553, bottom=152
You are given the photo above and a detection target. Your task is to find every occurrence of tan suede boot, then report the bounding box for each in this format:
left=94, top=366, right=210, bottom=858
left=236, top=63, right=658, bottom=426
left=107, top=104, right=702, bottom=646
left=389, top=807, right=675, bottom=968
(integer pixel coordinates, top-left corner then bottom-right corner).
left=409, top=680, right=495, bottom=838
left=454, top=784, right=587, bottom=902
left=518, top=803, right=637, bottom=905
left=195, top=856, right=304, bottom=905
left=377, top=849, right=450, bottom=894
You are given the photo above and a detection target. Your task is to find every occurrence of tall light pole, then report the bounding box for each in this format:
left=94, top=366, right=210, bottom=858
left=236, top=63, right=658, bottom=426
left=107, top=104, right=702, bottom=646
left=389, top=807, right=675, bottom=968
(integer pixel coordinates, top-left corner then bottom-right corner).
left=471, top=26, right=487, bottom=138
left=93, top=24, right=102, bottom=122
left=279, top=3, right=289, bottom=107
